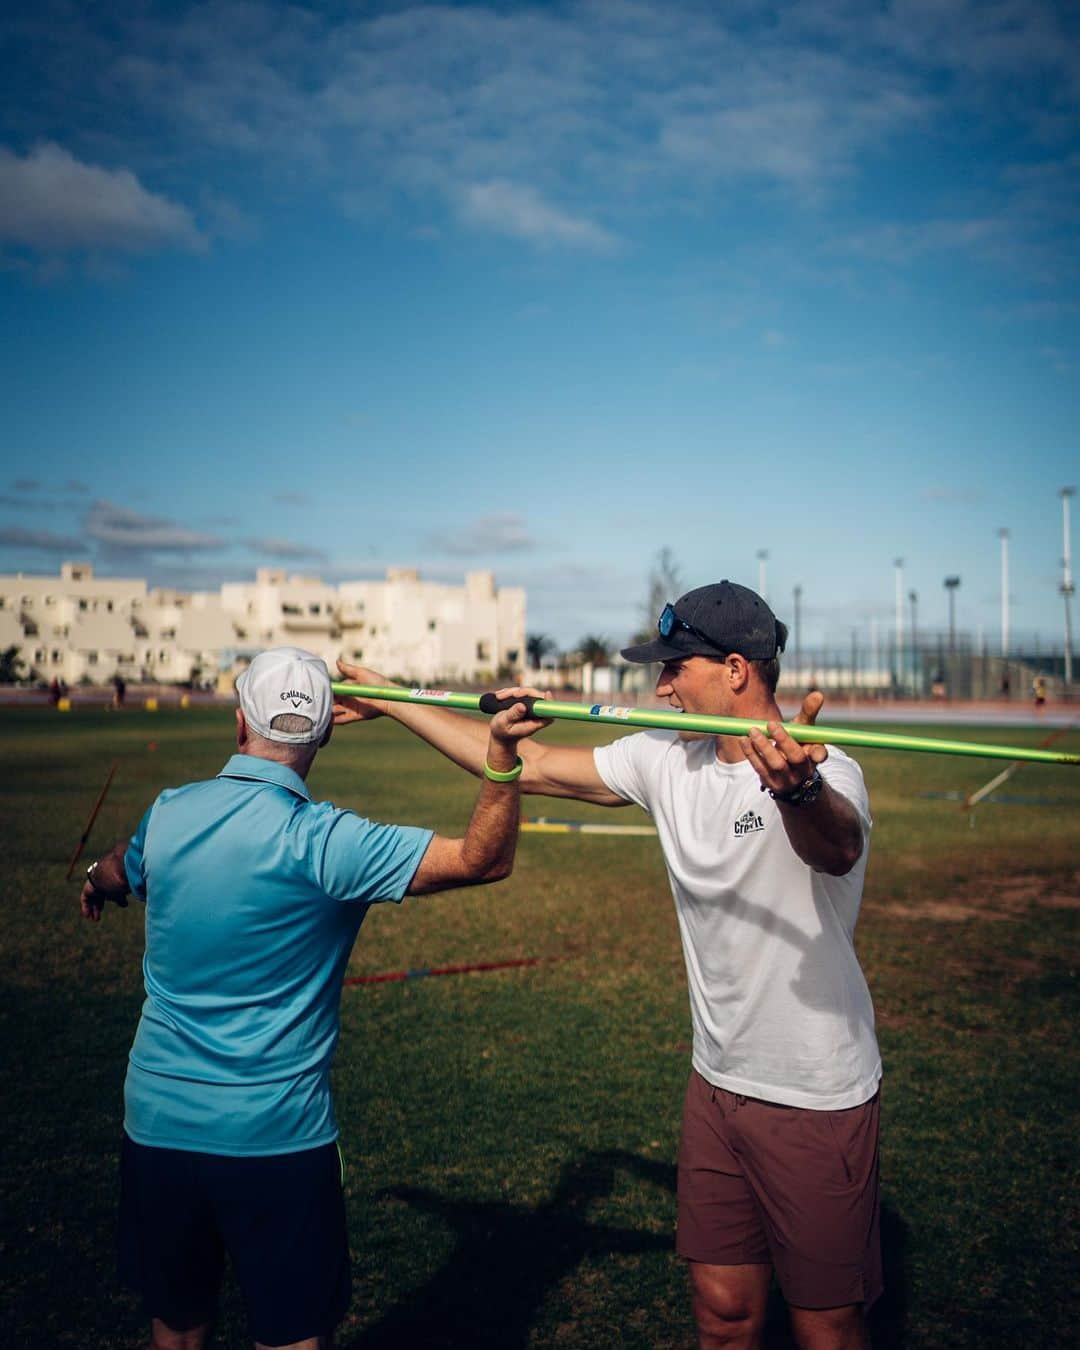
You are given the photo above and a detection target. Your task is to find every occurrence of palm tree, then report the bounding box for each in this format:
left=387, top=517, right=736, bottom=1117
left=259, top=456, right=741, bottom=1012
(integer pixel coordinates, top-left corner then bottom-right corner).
left=0, top=645, right=25, bottom=684
left=526, top=632, right=556, bottom=669
left=576, top=634, right=613, bottom=668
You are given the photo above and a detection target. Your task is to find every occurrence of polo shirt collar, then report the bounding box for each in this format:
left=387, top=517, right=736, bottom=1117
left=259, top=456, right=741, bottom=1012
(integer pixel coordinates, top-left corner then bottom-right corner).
left=217, top=753, right=313, bottom=802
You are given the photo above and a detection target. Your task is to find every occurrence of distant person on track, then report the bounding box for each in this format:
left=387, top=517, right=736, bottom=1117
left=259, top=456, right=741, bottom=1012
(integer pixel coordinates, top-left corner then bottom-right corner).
left=111, top=672, right=126, bottom=709
left=1033, top=675, right=1047, bottom=710
left=336, top=583, right=881, bottom=1350
left=79, top=645, right=547, bottom=1350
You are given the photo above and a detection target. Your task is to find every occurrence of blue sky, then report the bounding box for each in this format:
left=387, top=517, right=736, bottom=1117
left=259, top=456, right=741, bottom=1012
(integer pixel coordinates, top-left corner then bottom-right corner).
left=1, top=0, right=1077, bottom=654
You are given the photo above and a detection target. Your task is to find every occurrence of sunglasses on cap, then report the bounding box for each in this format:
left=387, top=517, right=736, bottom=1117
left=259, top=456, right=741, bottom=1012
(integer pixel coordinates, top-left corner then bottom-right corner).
left=658, top=602, right=727, bottom=654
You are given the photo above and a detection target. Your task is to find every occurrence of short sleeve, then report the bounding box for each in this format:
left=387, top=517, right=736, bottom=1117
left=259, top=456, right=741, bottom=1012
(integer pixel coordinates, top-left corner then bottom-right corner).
left=593, top=730, right=672, bottom=813
left=819, top=748, right=873, bottom=842
left=124, top=804, right=154, bottom=902
left=316, top=808, right=434, bottom=904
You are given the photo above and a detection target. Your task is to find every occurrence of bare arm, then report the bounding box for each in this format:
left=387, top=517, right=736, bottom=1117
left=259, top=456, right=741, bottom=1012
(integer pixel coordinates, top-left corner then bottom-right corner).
left=79, top=841, right=131, bottom=922
left=406, top=693, right=545, bottom=894
left=739, top=722, right=863, bottom=876
left=334, top=661, right=627, bottom=807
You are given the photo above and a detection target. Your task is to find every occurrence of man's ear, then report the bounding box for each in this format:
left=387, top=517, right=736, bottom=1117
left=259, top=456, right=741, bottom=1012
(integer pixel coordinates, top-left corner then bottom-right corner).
left=319, top=723, right=333, bottom=749
left=235, top=707, right=248, bottom=748
left=726, top=654, right=751, bottom=693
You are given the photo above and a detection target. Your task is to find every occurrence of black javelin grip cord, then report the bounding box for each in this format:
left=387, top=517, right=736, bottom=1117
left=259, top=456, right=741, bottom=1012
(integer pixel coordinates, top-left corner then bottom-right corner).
left=330, top=681, right=1080, bottom=765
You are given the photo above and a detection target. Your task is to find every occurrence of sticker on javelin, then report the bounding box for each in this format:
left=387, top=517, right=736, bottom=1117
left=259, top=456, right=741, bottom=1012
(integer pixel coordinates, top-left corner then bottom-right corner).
left=589, top=704, right=633, bottom=718
left=411, top=688, right=453, bottom=700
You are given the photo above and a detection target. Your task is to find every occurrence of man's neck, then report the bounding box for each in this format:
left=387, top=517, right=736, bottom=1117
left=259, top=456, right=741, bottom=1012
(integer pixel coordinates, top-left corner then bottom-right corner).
left=713, top=697, right=783, bottom=764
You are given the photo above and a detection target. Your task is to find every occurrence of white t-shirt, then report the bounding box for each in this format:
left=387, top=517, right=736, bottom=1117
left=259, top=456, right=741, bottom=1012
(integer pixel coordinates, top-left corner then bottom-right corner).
left=594, top=731, right=881, bottom=1110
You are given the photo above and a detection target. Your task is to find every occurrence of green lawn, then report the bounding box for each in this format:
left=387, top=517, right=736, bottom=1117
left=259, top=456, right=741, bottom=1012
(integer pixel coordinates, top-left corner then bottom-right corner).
left=2, top=706, right=1077, bottom=1347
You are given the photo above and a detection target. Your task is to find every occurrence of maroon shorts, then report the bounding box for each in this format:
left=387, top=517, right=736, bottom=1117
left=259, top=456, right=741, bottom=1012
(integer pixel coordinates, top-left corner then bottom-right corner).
left=676, top=1070, right=882, bottom=1310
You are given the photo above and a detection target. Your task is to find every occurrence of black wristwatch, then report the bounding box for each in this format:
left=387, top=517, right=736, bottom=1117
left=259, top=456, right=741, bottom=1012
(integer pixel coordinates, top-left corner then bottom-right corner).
left=769, top=768, right=824, bottom=807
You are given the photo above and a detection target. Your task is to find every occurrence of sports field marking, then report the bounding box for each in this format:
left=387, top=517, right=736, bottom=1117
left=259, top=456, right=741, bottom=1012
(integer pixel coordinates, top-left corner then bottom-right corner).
left=343, top=957, right=541, bottom=987
left=960, top=720, right=1078, bottom=809
left=522, top=817, right=657, bottom=836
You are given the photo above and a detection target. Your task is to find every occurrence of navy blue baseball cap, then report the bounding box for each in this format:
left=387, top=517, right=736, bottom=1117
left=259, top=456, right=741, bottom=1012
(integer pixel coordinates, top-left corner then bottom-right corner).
left=621, top=582, right=787, bottom=664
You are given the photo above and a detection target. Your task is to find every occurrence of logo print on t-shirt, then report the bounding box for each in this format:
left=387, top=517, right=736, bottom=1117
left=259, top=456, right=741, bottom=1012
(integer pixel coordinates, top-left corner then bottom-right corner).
left=733, top=808, right=765, bottom=836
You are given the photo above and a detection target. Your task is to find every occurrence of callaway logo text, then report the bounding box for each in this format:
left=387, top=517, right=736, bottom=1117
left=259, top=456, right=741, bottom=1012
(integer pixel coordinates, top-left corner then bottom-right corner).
left=281, top=689, right=314, bottom=709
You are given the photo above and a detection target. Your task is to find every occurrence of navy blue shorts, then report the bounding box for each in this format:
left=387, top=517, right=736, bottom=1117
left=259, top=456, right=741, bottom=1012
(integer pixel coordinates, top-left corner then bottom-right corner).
left=118, top=1133, right=351, bottom=1343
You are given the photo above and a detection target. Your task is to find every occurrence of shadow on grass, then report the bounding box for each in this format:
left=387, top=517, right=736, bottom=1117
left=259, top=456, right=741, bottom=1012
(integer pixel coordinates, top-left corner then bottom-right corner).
left=345, top=1146, right=910, bottom=1350
left=344, top=1149, right=675, bottom=1348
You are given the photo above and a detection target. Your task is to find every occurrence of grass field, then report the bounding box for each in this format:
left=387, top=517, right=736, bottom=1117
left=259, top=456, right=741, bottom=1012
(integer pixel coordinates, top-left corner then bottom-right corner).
left=2, top=705, right=1078, bottom=1348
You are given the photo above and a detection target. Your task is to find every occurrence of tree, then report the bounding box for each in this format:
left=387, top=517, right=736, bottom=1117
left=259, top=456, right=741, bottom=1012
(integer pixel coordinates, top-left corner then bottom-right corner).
left=0, top=645, right=25, bottom=684
left=631, top=547, right=683, bottom=644
left=526, top=632, right=556, bottom=669
left=576, top=634, right=613, bottom=667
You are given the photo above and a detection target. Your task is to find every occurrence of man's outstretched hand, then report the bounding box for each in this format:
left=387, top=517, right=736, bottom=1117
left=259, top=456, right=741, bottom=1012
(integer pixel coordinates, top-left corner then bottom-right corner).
left=333, top=660, right=395, bottom=725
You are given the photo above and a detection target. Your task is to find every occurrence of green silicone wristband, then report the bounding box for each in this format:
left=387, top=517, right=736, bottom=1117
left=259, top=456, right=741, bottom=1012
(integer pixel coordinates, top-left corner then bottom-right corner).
left=483, top=756, right=523, bottom=782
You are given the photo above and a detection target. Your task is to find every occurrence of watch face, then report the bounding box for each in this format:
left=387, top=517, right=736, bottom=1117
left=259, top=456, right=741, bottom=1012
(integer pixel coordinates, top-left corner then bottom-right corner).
left=799, top=772, right=824, bottom=805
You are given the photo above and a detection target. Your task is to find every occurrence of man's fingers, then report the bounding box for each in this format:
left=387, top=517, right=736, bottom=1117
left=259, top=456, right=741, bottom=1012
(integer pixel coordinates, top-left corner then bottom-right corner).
left=792, top=690, right=825, bottom=725
left=750, top=726, right=795, bottom=773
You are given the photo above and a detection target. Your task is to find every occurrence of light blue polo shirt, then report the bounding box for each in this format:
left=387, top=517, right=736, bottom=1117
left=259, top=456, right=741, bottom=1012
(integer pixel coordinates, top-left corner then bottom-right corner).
left=122, top=753, right=432, bottom=1156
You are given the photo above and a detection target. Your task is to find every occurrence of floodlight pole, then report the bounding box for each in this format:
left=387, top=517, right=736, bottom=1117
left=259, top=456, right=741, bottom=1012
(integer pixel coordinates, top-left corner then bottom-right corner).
left=944, top=576, right=961, bottom=656
left=1062, top=487, right=1075, bottom=687
left=999, top=528, right=1010, bottom=658
left=757, top=549, right=769, bottom=602
left=909, top=590, right=919, bottom=694
left=893, top=557, right=904, bottom=688
left=793, top=584, right=803, bottom=685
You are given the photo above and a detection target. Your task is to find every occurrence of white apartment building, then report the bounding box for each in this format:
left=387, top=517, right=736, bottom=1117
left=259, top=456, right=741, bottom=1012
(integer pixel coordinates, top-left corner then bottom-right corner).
left=337, top=568, right=525, bottom=681
left=0, top=562, right=525, bottom=686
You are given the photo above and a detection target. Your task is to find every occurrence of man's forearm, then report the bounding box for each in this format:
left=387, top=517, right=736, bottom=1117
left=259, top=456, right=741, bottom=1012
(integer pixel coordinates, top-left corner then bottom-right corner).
left=460, top=777, right=521, bottom=880
left=384, top=701, right=492, bottom=775
left=777, top=785, right=863, bottom=876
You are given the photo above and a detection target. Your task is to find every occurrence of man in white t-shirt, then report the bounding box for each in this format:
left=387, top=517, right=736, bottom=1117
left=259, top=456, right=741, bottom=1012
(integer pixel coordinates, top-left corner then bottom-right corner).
left=334, top=581, right=881, bottom=1350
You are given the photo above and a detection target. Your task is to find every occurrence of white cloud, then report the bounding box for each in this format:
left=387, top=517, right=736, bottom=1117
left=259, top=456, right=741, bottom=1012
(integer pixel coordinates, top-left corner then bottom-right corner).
left=5, top=1, right=1078, bottom=265
left=0, top=143, right=205, bottom=256
left=244, top=536, right=327, bottom=561
left=85, top=501, right=225, bottom=552
left=0, top=524, right=83, bottom=552
left=460, top=181, right=619, bottom=251
left=430, top=513, right=536, bottom=557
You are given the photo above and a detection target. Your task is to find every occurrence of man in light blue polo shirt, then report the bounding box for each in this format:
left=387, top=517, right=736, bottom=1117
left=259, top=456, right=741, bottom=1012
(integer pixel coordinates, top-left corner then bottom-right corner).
left=79, top=646, right=545, bottom=1350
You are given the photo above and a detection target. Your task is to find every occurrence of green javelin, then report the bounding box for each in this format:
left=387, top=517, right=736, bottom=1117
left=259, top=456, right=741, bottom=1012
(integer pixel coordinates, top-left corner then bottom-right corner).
left=331, top=683, right=1080, bottom=767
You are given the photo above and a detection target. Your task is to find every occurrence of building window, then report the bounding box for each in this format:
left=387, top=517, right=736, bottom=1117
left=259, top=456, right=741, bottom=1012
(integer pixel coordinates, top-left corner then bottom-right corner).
left=52, top=650, right=61, bottom=664
left=106, top=600, right=113, bottom=611
left=476, top=641, right=490, bottom=661
left=282, top=604, right=301, bottom=616
left=309, top=604, right=321, bottom=615
left=428, top=620, right=437, bottom=631
left=79, top=599, right=88, bottom=611
left=88, top=651, right=98, bottom=664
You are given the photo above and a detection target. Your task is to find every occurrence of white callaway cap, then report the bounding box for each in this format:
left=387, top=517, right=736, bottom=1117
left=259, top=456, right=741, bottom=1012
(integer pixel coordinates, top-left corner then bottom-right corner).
left=235, top=646, right=333, bottom=745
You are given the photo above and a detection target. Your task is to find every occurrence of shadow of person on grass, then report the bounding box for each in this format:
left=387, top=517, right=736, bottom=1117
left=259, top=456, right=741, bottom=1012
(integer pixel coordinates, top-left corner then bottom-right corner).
left=344, top=1148, right=674, bottom=1348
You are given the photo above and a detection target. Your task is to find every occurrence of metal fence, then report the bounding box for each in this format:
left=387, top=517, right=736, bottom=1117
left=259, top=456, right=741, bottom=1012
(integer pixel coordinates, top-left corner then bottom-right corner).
left=545, top=636, right=1075, bottom=703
